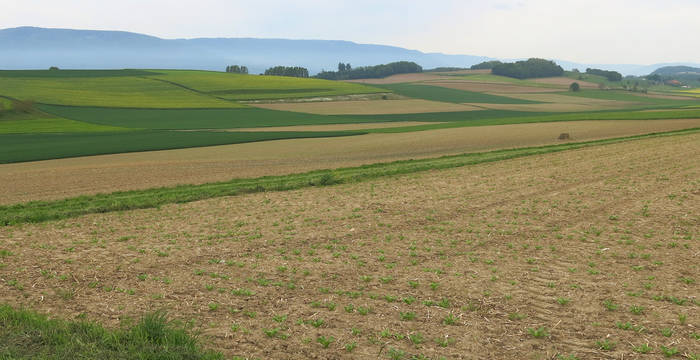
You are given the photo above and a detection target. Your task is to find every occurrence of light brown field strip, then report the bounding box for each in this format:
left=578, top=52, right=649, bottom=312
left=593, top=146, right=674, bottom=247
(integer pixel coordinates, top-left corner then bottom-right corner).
left=224, top=121, right=441, bottom=132
left=426, top=81, right=561, bottom=93
left=250, top=99, right=480, bottom=115
left=1, top=119, right=699, bottom=204
left=1, top=133, right=697, bottom=359
left=529, top=76, right=599, bottom=88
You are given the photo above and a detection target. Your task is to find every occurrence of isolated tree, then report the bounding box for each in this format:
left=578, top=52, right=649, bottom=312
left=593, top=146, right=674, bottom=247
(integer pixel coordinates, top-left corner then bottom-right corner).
left=49, top=66, right=59, bottom=70
left=569, top=82, right=581, bottom=92
left=338, top=63, right=346, bottom=72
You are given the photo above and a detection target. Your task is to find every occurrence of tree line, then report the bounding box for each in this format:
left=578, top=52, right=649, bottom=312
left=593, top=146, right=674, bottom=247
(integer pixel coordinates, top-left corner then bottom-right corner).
left=491, top=58, right=564, bottom=79
left=470, top=60, right=503, bottom=70
left=225, top=65, right=248, bottom=74
left=264, top=66, right=309, bottom=78
left=315, top=61, right=422, bottom=80
left=585, top=68, right=622, bottom=82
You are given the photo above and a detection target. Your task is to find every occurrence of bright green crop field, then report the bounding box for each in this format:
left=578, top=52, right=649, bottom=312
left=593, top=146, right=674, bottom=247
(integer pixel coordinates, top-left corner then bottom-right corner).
left=0, top=76, right=240, bottom=108
left=150, top=70, right=384, bottom=100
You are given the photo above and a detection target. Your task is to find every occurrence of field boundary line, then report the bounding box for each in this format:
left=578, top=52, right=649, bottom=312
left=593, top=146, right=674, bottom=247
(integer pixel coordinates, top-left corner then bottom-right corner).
left=1, top=127, right=698, bottom=226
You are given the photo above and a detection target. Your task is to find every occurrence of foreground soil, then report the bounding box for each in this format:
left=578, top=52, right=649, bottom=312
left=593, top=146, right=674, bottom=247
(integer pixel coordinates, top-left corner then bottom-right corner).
left=1, top=119, right=699, bottom=205
left=1, top=133, right=698, bottom=359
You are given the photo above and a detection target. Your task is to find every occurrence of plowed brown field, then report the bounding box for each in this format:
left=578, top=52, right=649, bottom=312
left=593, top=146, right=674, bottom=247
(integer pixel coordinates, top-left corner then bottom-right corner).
left=1, top=133, right=697, bottom=359
left=1, top=119, right=699, bottom=204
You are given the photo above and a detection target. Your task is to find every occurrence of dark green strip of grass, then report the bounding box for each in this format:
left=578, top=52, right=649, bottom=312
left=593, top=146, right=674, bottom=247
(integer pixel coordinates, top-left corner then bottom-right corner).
left=366, top=108, right=700, bottom=133
left=0, top=305, right=222, bottom=359
left=0, top=130, right=363, bottom=164
left=1, top=127, right=696, bottom=226
left=37, top=105, right=417, bottom=130
left=0, top=69, right=163, bottom=78
left=379, top=83, right=541, bottom=104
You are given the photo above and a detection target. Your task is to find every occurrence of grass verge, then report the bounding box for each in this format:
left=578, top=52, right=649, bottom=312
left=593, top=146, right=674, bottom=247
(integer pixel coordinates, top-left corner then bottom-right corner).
left=1, top=127, right=697, bottom=226
left=0, top=305, right=222, bottom=359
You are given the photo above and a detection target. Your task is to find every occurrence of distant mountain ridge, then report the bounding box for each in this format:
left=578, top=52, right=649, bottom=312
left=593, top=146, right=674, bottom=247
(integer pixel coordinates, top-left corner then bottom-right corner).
left=1, top=27, right=699, bottom=76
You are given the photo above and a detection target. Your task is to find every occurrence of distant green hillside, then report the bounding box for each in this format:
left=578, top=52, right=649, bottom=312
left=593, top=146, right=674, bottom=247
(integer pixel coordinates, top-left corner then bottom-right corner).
left=651, top=66, right=700, bottom=76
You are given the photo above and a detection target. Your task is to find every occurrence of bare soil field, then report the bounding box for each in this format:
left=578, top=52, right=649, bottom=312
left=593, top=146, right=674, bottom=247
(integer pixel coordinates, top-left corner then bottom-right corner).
left=425, top=81, right=560, bottom=94
left=0, top=133, right=697, bottom=359
left=250, top=99, right=480, bottom=115
left=530, top=77, right=599, bottom=88
left=1, top=119, right=699, bottom=204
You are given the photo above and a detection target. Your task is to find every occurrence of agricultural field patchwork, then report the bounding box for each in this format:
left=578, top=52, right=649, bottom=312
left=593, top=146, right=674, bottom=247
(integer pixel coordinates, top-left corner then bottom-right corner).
left=0, top=133, right=697, bottom=359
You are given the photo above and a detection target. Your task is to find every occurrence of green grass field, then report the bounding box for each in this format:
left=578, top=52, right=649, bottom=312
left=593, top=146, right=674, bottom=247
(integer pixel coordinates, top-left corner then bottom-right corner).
left=0, top=305, right=222, bottom=359
left=149, top=70, right=384, bottom=100
left=0, top=130, right=363, bottom=164
left=0, top=117, right=129, bottom=134
left=0, top=69, right=162, bottom=78
left=38, top=105, right=392, bottom=130
left=380, top=83, right=540, bottom=104
left=0, top=76, right=240, bottom=108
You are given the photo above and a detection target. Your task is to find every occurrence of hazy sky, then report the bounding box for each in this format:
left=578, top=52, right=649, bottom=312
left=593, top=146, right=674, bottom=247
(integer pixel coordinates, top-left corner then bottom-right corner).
left=2, top=0, right=699, bottom=64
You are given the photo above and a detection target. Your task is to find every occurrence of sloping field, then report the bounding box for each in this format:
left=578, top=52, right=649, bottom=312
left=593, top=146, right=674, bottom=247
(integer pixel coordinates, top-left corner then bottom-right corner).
left=151, top=70, right=383, bottom=100
left=250, top=99, right=480, bottom=115
left=0, top=76, right=239, bottom=108
left=380, top=84, right=540, bottom=104
left=0, top=133, right=697, bottom=359
left=0, top=130, right=362, bottom=164
left=464, top=102, right=610, bottom=112
left=37, top=105, right=389, bottom=130
left=228, top=122, right=439, bottom=132
left=1, top=118, right=698, bottom=204
left=530, top=76, right=599, bottom=88
left=425, top=81, right=561, bottom=94
left=345, top=73, right=454, bottom=84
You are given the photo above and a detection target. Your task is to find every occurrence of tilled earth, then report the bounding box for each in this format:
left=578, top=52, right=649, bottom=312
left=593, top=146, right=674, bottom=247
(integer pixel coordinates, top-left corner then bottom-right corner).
left=0, top=133, right=698, bottom=359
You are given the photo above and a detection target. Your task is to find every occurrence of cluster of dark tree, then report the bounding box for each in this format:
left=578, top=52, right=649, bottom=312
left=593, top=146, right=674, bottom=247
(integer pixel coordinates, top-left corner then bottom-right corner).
left=470, top=60, right=503, bottom=70
left=315, top=61, right=422, bottom=80
left=264, top=66, right=309, bottom=78
left=491, top=58, right=564, bottom=79
left=225, top=65, right=249, bottom=74
left=585, top=68, right=622, bottom=82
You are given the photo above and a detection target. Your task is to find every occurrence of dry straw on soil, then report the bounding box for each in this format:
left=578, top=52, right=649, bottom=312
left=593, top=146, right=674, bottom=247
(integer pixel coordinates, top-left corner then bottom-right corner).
left=1, top=133, right=698, bottom=359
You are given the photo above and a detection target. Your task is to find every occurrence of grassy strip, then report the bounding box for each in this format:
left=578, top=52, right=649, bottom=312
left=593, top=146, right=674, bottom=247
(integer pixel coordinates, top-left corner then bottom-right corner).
left=379, top=83, right=540, bottom=104
left=0, top=118, right=130, bottom=134
left=0, top=130, right=363, bottom=164
left=0, top=305, right=222, bottom=359
left=1, top=127, right=697, bottom=226
left=366, top=108, right=700, bottom=133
